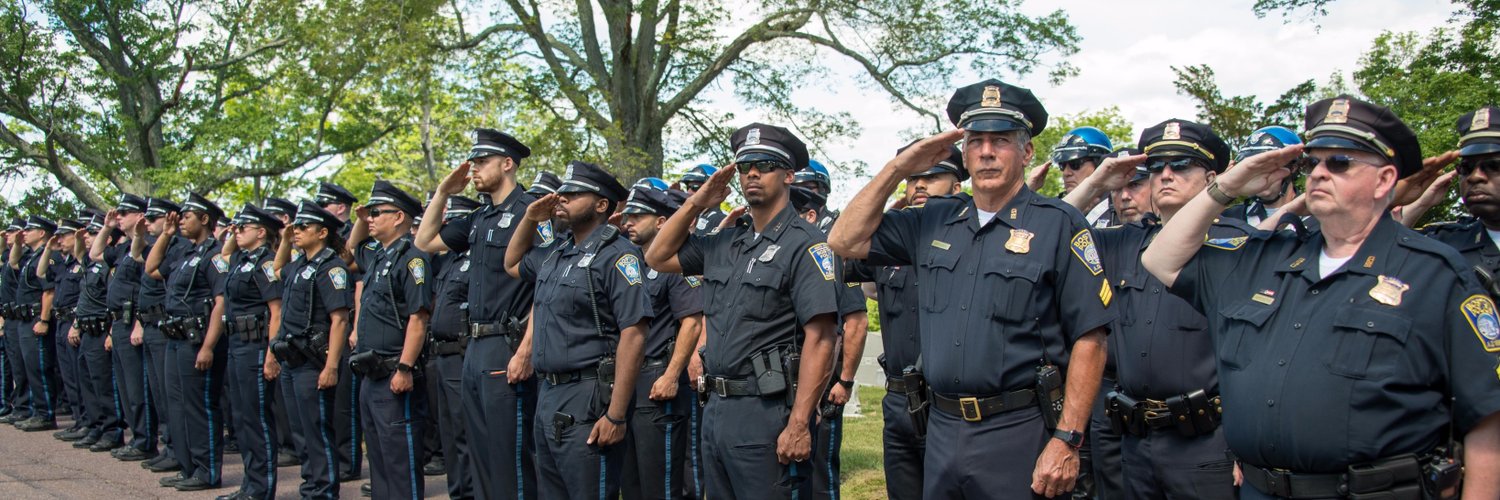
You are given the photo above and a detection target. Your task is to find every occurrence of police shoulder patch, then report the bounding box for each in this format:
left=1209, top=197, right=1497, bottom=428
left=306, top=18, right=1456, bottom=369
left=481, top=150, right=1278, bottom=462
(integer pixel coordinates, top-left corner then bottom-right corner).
left=1070, top=230, right=1104, bottom=276
left=1204, top=235, right=1248, bottom=251
left=537, top=220, right=555, bottom=245
left=262, top=261, right=279, bottom=282
left=364, top=240, right=380, bottom=250
left=616, top=253, right=643, bottom=286
left=328, top=267, right=349, bottom=290
left=685, top=275, right=703, bottom=288
left=408, top=258, right=427, bottom=285
left=808, top=242, right=836, bottom=281
left=1461, top=294, right=1500, bottom=352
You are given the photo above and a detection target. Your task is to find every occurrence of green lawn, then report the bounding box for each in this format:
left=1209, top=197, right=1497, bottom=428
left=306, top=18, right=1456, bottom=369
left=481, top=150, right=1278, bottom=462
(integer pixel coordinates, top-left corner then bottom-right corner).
left=840, top=387, right=889, bottom=499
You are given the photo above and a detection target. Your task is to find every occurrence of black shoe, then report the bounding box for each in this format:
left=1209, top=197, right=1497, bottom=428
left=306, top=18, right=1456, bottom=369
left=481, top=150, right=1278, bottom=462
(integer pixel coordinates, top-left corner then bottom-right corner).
left=114, top=447, right=155, bottom=461
left=73, top=434, right=101, bottom=448
left=225, top=440, right=240, bottom=453
left=423, top=458, right=446, bottom=476
left=56, top=427, right=89, bottom=441
left=89, top=438, right=123, bottom=452
left=275, top=452, right=301, bottom=467
left=145, top=457, right=182, bottom=473
left=360, top=483, right=371, bottom=497
left=339, top=471, right=361, bottom=482
left=17, top=418, right=57, bottom=432
left=214, top=491, right=248, bottom=500
left=159, top=472, right=188, bottom=487
left=0, top=412, right=20, bottom=424
left=173, top=476, right=218, bottom=491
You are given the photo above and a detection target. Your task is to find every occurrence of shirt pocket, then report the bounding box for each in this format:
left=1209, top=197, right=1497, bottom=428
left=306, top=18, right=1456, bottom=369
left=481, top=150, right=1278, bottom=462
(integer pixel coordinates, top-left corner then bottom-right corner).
left=919, top=250, right=959, bottom=313
left=741, top=263, right=787, bottom=321
left=1216, top=300, right=1276, bottom=370
left=878, top=268, right=909, bottom=319
left=983, top=258, right=1043, bottom=324
left=1114, top=271, right=1147, bottom=327
left=702, top=265, right=731, bottom=316
left=1322, top=307, right=1410, bottom=380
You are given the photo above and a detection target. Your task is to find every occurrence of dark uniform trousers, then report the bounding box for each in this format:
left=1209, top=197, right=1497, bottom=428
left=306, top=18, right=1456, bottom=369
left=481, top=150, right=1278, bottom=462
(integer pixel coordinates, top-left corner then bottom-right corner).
left=335, top=351, right=362, bottom=480
left=1087, top=376, right=1124, bottom=500
left=804, top=395, right=842, bottom=500
left=280, top=362, right=340, bottom=499
left=534, top=377, right=625, bottom=500
left=1120, top=426, right=1235, bottom=499
left=881, top=391, right=924, bottom=500
left=428, top=347, right=474, bottom=498
left=462, top=335, right=538, bottom=500
left=360, top=372, right=427, bottom=499
left=57, top=318, right=84, bottom=420
left=78, top=321, right=124, bottom=442
left=924, top=406, right=1050, bottom=499
left=19, top=317, right=59, bottom=420
left=226, top=333, right=278, bottom=499
left=165, top=337, right=227, bottom=485
left=5, top=320, right=31, bottom=416
left=701, top=394, right=812, bottom=500
left=621, top=363, right=693, bottom=500
left=143, top=323, right=176, bottom=459
left=109, top=318, right=155, bottom=452
left=273, top=371, right=306, bottom=464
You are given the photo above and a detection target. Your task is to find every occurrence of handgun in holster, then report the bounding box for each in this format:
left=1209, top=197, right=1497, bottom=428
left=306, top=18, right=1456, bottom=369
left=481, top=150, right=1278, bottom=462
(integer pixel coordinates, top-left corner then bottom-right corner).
left=900, top=367, right=930, bottom=439
left=696, top=375, right=709, bottom=407
left=552, top=412, right=575, bottom=442
left=1165, top=389, right=1218, bottom=437
left=1105, top=391, right=1144, bottom=436
left=1036, top=363, right=1065, bottom=431
left=503, top=315, right=525, bottom=352
left=1347, top=454, right=1424, bottom=500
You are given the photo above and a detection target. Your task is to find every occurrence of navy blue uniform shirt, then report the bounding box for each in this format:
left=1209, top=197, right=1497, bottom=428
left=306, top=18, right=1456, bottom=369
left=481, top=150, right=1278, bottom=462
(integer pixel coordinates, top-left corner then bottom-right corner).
left=355, top=236, right=433, bottom=357
left=437, top=188, right=546, bottom=326
left=520, top=225, right=653, bottom=374
left=161, top=238, right=226, bottom=319
left=279, top=247, right=353, bottom=337
left=217, top=246, right=281, bottom=318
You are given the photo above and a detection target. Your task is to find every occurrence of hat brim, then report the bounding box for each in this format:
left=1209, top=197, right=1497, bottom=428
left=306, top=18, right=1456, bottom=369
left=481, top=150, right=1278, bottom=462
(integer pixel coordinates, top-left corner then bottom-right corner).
left=556, top=183, right=599, bottom=195
left=734, top=152, right=794, bottom=169
left=1050, top=149, right=1094, bottom=164
left=909, top=166, right=966, bottom=181
left=961, top=118, right=1027, bottom=133
left=1305, top=135, right=1390, bottom=159
left=526, top=186, right=557, bottom=195
left=619, top=205, right=661, bottom=216
left=1459, top=141, right=1500, bottom=158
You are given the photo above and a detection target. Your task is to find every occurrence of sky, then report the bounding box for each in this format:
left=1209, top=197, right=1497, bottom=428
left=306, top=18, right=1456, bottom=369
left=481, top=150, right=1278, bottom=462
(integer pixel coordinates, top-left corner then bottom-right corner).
left=696, top=0, right=1456, bottom=207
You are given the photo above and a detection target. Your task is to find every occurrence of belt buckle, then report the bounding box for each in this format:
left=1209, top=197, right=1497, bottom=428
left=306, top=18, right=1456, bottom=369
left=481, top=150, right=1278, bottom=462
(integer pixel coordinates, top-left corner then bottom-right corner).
left=712, top=377, right=729, bottom=397
left=959, top=396, right=983, bottom=422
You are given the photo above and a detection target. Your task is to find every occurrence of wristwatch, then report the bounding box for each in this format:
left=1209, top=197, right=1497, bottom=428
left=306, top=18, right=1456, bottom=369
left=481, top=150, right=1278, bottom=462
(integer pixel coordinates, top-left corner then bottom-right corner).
left=836, top=378, right=854, bottom=389
left=395, top=362, right=415, bottom=374
left=1052, top=428, right=1085, bottom=449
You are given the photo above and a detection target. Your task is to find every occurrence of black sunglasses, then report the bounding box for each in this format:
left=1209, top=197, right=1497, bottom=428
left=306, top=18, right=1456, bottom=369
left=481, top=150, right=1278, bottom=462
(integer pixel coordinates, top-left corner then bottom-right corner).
left=367, top=208, right=403, bottom=218
left=735, top=161, right=789, bottom=175
left=292, top=222, right=316, bottom=231
left=1144, top=158, right=1207, bottom=174
left=1057, top=158, right=1094, bottom=171
left=682, top=182, right=704, bottom=190
left=1457, top=158, right=1500, bottom=177
left=1292, top=154, right=1383, bottom=175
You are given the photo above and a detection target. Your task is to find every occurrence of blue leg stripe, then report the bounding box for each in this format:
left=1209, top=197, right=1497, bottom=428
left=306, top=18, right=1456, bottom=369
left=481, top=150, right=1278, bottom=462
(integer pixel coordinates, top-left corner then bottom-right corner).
left=39, top=339, right=53, bottom=417
left=206, top=366, right=217, bottom=484
left=826, top=419, right=838, bottom=499
left=317, top=386, right=337, bottom=487
left=516, top=383, right=526, bottom=500
left=257, top=350, right=275, bottom=492
left=664, top=401, right=674, bottom=497
left=404, top=393, right=418, bottom=500
left=690, top=401, right=701, bottom=495
left=598, top=452, right=607, bottom=500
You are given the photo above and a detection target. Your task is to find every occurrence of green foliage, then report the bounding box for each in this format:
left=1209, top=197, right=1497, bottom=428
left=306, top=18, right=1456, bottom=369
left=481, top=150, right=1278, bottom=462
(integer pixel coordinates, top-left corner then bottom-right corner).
left=865, top=297, right=880, bottom=333
left=1170, top=65, right=1321, bottom=147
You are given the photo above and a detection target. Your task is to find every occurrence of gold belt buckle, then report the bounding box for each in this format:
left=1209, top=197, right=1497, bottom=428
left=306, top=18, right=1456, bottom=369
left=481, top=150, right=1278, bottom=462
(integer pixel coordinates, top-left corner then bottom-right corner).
left=959, top=397, right=983, bottom=422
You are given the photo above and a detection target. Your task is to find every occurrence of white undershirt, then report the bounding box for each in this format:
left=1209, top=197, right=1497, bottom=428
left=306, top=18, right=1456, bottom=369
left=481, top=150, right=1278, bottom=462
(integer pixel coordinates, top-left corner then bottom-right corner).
left=976, top=208, right=998, bottom=227
left=1318, top=249, right=1352, bottom=280
left=1488, top=229, right=1500, bottom=252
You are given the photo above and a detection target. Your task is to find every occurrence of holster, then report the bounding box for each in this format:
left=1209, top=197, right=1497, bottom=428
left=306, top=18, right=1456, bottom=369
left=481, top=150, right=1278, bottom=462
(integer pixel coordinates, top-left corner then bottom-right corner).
left=78, top=316, right=112, bottom=337
left=349, top=350, right=396, bottom=379
left=270, top=338, right=308, bottom=369
left=751, top=349, right=788, bottom=398
left=900, top=370, right=930, bottom=439
left=1106, top=391, right=1145, bottom=436
left=227, top=313, right=268, bottom=342
left=1165, top=389, right=1219, bottom=437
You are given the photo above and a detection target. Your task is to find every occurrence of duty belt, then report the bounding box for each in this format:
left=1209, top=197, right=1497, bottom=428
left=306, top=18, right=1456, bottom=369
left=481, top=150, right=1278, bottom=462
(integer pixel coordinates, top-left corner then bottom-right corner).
left=430, top=337, right=468, bottom=357
left=467, top=321, right=516, bottom=339
left=931, top=389, right=1038, bottom=422
left=227, top=314, right=268, bottom=341
left=703, top=375, right=760, bottom=397
left=138, top=306, right=167, bottom=325
left=55, top=306, right=77, bottom=323
left=538, top=368, right=599, bottom=386
left=886, top=376, right=912, bottom=393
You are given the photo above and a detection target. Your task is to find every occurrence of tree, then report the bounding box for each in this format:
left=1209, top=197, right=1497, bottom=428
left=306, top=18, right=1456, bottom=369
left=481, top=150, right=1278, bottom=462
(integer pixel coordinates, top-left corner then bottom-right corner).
left=0, top=0, right=443, bottom=211
left=437, top=0, right=1083, bottom=184
left=1170, top=65, right=1320, bottom=147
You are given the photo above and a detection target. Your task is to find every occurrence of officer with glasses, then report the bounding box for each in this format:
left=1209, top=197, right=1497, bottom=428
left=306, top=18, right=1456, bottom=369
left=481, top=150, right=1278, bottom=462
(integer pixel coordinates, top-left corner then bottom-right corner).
left=1412, top=106, right=1500, bottom=283
left=679, top=164, right=728, bottom=236
left=1141, top=95, right=1500, bottom=499
left=1049, top=127, right=1117, bottom=227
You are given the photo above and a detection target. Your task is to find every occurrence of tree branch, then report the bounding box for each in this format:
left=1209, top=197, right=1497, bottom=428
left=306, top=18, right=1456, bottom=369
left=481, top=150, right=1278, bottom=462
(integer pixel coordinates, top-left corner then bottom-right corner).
left=193, top=37, right=290, bottom=72
left=658, top=8, right=816, bottom=121
left=779, top=31, right=945, bottom=130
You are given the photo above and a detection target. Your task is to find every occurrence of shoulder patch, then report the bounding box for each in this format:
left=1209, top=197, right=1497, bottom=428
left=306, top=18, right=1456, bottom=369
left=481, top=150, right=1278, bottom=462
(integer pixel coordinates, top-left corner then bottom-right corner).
left=615, top=254, right=643, bottom=286
left=807, top=243, right=836, bottom=281
left=537, top=220, right=555, bottom=246
left=328, top=267, right=349, bottom=290
left=1070, top=230, right=1104, bottom=276
left=1204, top=235, right=1248, bottom=251
left=408, top=258, right=427, bottom=286
left=1461, top=294, right=1500, bottom=352
left=685, top=275, right=702, bottom=288
left=364, top=240, right=380, bottom=250
left=262, top=261, right=279, bottom=282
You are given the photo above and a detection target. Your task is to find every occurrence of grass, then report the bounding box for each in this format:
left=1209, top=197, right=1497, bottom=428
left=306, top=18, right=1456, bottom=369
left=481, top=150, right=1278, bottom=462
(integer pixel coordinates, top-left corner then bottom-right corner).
left=839, top=386, right=889, bottom=499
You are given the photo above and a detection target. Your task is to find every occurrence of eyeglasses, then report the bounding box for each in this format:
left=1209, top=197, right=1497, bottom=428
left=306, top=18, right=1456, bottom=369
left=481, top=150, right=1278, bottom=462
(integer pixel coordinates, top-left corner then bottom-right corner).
left=682, top=182, right=704, bottom=191
left=1292, top=154, right=1385, bottom=175
left=1457, top=158, right=1500, bottom=177
left=292, top=223, right=315, bottom=231
left=1144, top=158, right=1208, bottom=174
left=1057, top=159, right=1093, bottom=171
left=366, top=208, right=402, bottom=218
left=735, top=161, right=788, bottom=175
left=233, top=224, right=265, bottom=233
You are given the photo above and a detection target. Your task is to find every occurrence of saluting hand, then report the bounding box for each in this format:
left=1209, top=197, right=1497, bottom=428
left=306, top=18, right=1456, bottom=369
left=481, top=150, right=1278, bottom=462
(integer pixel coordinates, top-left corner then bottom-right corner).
left=687, top=165, right=736, bottom=211
left=1026, top=161, right=1052, bottom=191
left=717, top=206, right=746, bottom=231
left=437, top=161, right=474, bottom=196
left=1214, top=145, right=1304, bottom=198
left=161, top=212, right=180, bottom=236
left=523, top=193, right=560, bottom=223
left=129, top=218, right=147, bottom=238
left=105, top=210, right=120, bottom=229
left=1393, top=150, right=1459, bottom=207
left=885, top=129, right=965, bottom=179
left=1087, top=154, right=1149, bottom=194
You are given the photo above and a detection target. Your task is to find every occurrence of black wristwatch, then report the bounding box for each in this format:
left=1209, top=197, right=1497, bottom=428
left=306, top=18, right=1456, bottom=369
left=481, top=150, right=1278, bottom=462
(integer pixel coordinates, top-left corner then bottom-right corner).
left=395, top=362, right=415, bottom=374
left=1052, top=428, right=1085, bottom=449
left=836, top=378, right=854, bottom=389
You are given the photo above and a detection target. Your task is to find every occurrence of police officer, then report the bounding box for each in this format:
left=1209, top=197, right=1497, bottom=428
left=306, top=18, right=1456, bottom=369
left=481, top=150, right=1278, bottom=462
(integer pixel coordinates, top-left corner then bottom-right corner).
left=144, top=193, right=229, bottom=492
left=1221, top=126, right=1307, bottom=229
left=0, top=217, right=25, bottom=423
left=11, top=215, right=63, bottom=432
left=829, top=80, right=1115, bottom=499
left=214, top=204, right=285, bottom=500
left=1050, top=127, right=1117, bottom=228
left=46, top=218, right=87, bottom=438
left=261, top=195, right=306, bottom=468
left=415, top=128, right=542, bottom=500
left=317, top=182, right=359, bottom=241
left=98, top=196, right=160, bottom=463
left=679, top=164, right=727, bottom=236
left=501, top=160, right=651, bottom=499
left=65, top=213, right=127, bottom=451
left=345, top=181, right=432, bottom=499
left=1142, top=95, right=1500, bottom=499
left=315, top=182, right=364, bottom=483
left=618, top=185, right=705, bottom=500
left=843, top=141, right=965, bottom=500
left=272, top=201, right=352, bottom=499
left=1063, top=119, right=1240, bottom=499
left=529, top=171, right=563, bottom=197
left=264, top=197, right=299, bottom=228
left=131, top=197, right=191, bottom=473
left=1107, top=147, right=1154, bottom=226
left=793, top=160, right=841, bottom=232
left=1414, top=107, right=1500, bottom=278
left=645, top=123, right=841, bottom=499
left=425, top=194, right=480, bottom=499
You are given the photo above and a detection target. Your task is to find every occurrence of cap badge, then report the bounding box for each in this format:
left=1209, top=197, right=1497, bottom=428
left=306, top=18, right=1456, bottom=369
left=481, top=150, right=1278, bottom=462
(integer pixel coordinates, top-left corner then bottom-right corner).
left=980, top=85, right=1002, bottom=108
left=1163, top=122, right=1181, bottom=140
left=746, top=128, right=761, bottom=146
left=1474, top=108, right=1491, bottom=130
left=1326, top=98, right=1350, bottom=124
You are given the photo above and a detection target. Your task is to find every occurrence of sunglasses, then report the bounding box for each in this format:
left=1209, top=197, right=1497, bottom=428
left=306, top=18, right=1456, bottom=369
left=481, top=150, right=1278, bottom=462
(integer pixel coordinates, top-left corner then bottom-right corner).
left=735, top=161, right=789, bottom=175
left=1057, top=159, right=1093, bottom=171
left=292, top=222, right=317, bottom=231
left=1292, top=154, right=1384, bottom=175
left=682, top=182, right=704, bottom=191
left=1457, top=158, right=1500, bottom=177
left=1144, top=158, right=1208, bottom=174
left=366, top=208, right=403, bottom=218
left=233, top=224, right=265, bottom=232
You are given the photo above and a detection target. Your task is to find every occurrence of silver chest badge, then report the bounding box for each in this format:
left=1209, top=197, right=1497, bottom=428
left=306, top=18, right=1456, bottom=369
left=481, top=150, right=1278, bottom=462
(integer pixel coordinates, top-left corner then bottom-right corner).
left=759, top=244, right=780, bottom=262
left=500, top=212, right=514, bottom=229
